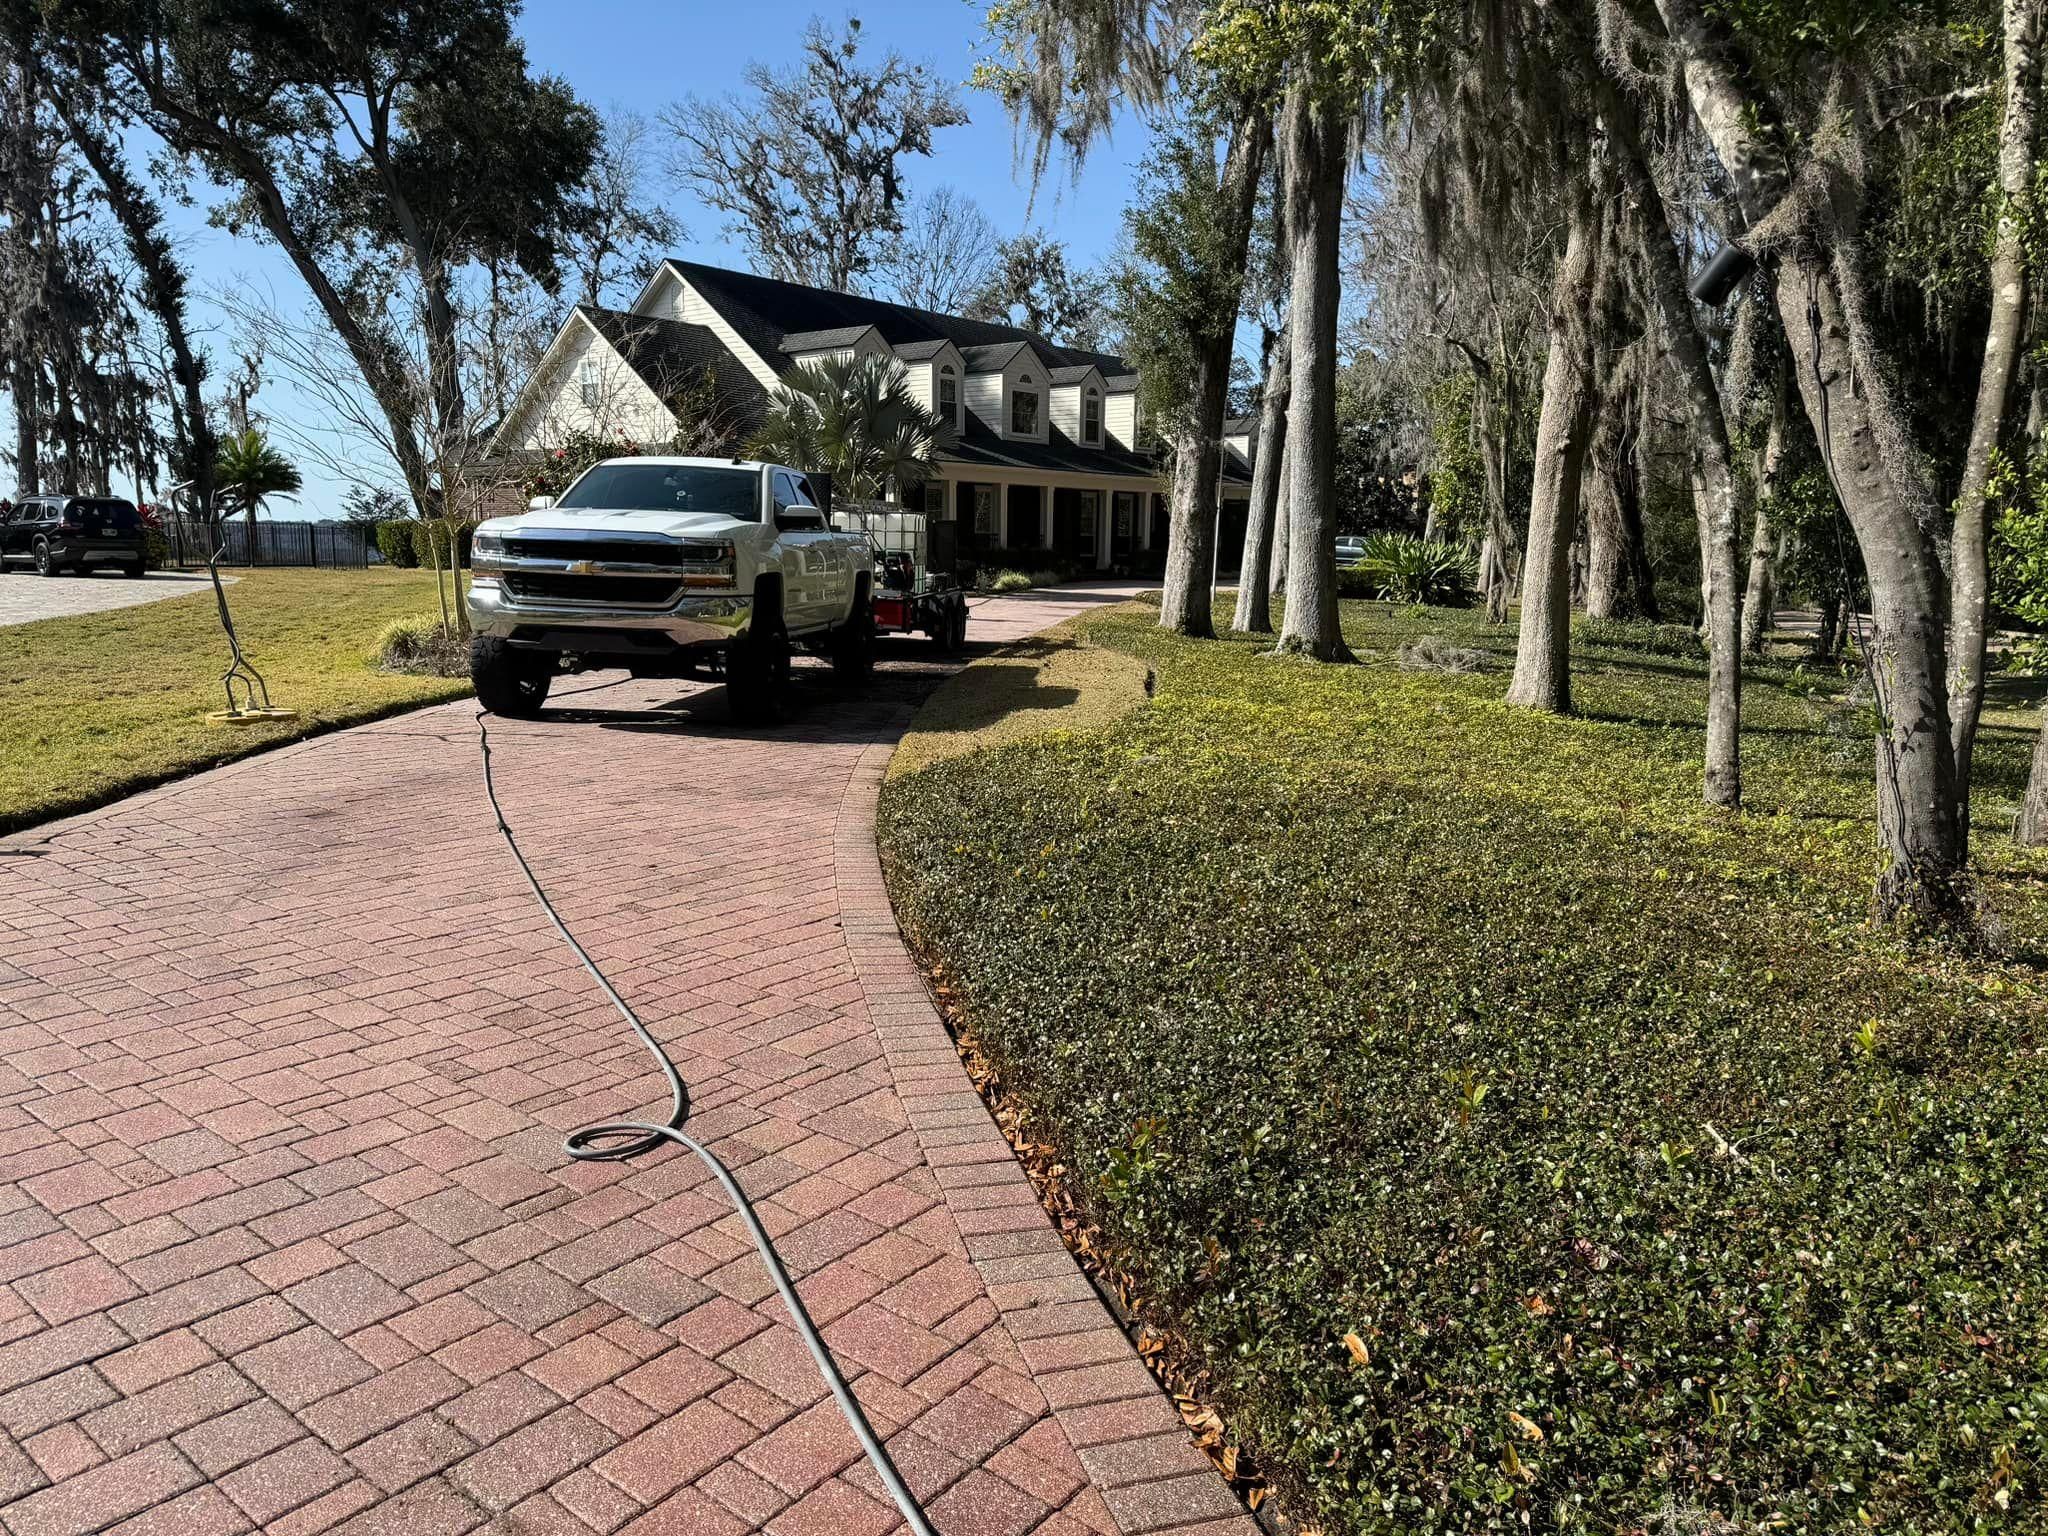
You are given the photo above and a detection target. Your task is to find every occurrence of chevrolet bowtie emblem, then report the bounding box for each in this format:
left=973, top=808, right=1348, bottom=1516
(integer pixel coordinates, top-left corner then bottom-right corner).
left=567, top=560, right=594, bottom=575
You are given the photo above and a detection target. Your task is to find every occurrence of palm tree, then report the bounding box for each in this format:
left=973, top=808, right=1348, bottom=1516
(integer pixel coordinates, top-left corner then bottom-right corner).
left=746, top=354, right=940, bottom=501
left=214, top=429, right=302, bottom=564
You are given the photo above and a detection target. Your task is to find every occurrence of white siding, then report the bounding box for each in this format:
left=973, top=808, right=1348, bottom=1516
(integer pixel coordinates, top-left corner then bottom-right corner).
left=1050, top=386, right=1081, bottom=440
left=645, top=268, right=780, bottom=390
left=1225, top=432, right=1252, bottom=460
left=964, top=371, right=1004, bottom=431
left=513, top=320, right=675, bottom=451
left=1106, top=390, right=1139, bottom=448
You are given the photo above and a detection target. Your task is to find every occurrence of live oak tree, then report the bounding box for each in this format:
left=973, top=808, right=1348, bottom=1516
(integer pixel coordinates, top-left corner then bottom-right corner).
left=666, top=17, right=966, bottom=295
left=979, top=0, right=1269, bottom=639
left=970, top=231, right=1114, bottom=349
left=63, top=0, right=598, bottom=521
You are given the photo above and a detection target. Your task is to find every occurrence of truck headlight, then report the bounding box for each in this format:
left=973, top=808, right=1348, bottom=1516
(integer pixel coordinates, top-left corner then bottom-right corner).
left=680, top=541, right=736, bottom=589
left=471, top=531, right=506, bottom=574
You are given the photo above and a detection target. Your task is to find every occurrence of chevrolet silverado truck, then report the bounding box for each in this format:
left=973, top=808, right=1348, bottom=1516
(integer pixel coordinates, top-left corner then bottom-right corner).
left=466, top=456, right=875, bottom=722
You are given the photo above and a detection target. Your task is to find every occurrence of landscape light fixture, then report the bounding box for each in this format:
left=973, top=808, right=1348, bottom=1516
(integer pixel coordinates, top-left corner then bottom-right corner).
left=1690, top=241, right=1756, bottom=308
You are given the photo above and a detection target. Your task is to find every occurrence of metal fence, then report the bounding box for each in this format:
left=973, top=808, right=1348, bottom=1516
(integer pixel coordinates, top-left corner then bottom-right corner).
left=162, top=518, right=372, bottom=569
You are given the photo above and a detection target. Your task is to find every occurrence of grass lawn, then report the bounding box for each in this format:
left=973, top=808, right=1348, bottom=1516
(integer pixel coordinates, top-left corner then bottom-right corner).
left=878, top=598, right=2048, bottom=1535
left=0, top=567, right=468, bottom=834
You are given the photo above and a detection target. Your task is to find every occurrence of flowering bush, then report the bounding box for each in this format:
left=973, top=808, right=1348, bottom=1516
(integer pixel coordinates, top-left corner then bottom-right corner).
left=523, top=428, right=644, bottom=501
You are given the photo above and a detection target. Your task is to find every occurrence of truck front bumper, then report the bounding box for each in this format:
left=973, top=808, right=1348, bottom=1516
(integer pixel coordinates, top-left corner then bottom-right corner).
left=467, top=582, right=753, bottom=653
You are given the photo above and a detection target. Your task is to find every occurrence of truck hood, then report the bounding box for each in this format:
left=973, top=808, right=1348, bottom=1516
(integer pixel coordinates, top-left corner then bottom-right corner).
left=482, top=509, right=751, bottom=539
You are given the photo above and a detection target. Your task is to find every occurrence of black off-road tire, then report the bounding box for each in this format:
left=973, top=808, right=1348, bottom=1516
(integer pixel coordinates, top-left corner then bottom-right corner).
left=471, top=636, right=555, bottom=718
left=831, top=580, right=874, bottom=684
left=728, top=582, right=792, bottom=725
left=33, top=539, right=56, bottom=577
left=122, top=561, right=146, bottom=579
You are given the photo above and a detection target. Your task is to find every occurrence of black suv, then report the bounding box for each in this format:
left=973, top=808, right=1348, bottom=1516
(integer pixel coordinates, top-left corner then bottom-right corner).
left=0, top=495, right=147, bottom=577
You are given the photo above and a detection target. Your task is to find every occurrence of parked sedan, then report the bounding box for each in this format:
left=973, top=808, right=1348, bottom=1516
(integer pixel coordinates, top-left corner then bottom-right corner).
left=0, top=495, right=147, bottom=577
left=1333, top=535, right=1368, bottom=567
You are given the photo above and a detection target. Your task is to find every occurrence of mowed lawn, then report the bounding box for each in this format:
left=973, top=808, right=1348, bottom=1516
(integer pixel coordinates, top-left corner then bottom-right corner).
left=879, top=598, right=2048, bottom=1535
left=0, top=567, right=468, bottom=834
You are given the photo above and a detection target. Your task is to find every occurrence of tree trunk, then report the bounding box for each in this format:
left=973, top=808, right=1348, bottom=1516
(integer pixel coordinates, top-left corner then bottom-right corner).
left=1270, top=429, right=1291, bottom=595
left=1506, top=190, right=1600, bottom=711
left=1234, top=328, right=1291, bottom=633
left=1583, top=372, right=1651, bottom=621
left=1599, top=69, right=1745, bottom=804
left=1950, top=0, right=2045, bottom=825
left=1655, top=0, right=1973, bottom=920
left=1741, top=376, right=1788, bottom=651
left=1274, top=80, right=1350, bottom=661
left=1159, top=111, right=1268, bottom=638
left=2017, top=712, right=2048, bottom=844
left=10, top=353, right=36, bottom=497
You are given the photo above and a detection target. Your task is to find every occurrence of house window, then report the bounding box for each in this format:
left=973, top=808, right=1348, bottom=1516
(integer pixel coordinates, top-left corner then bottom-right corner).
left=1078, top=491, right=1099, bottom=555
left=938, top=365, right=958, bottom=423
left=1010, top=376, right=1039, bottom=435
left=578, top=358, right=600, bottom=408
left=1114, top=492, right=1135, bottom=539
left=972, top=485, right=996, bottom=538
left=1083, top=389, right=1102, bottom=445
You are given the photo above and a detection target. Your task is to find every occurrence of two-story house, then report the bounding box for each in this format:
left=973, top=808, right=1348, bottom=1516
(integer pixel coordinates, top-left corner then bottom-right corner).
left=489, top=259, right=1252, bottom=573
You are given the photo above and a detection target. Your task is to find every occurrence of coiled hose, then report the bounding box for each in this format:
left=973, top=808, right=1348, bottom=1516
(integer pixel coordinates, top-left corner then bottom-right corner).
left=475, top=705, right=936, bottom=1535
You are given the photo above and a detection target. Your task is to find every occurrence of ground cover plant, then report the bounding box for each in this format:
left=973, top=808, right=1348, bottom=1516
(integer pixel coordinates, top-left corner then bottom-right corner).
left=0, top=568, right=469, bottom=832
left=878, top=597, right=2048, bottom=1535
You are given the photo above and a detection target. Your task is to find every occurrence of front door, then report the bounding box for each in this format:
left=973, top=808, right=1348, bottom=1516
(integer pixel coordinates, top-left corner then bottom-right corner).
left=1006, top=485, right=1044, bottom=552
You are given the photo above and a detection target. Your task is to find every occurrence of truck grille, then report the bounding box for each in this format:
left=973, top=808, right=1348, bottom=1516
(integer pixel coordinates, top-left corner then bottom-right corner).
left=502, top=572, right=683, bottom=606
left=506, top=535, right=723, bottom=566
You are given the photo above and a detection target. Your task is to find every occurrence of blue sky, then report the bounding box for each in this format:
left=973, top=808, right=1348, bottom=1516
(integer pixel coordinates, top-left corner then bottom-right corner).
left=170, top=0, right=1151, bottom=519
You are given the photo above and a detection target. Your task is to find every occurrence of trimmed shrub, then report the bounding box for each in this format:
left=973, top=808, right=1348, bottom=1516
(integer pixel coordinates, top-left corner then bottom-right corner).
left=989, top=570, right=1034, bottom=593
left=1573, top=614, right=1704, bottom=658
left=410, top=521, right=473, bottom=570
left=878, top=599, right=2048, bottom=1536
left=375, top=521, right=419, bottom=568
left=141, top=528, right=171, bottom=571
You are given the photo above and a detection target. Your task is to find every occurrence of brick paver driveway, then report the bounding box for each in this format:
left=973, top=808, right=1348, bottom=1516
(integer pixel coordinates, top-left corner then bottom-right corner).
left=0, top=585, right=1251, bottom=1536
left=0, top=572, right=225, bottom=629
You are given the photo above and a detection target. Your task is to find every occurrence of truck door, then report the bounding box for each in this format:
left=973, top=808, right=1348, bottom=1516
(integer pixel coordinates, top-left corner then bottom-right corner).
left=772, top=472, right=832, bottom=630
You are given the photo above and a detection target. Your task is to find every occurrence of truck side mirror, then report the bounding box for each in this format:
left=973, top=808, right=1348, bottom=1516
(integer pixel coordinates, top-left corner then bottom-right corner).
left=528, top=495, right=555, bottom=512
left=775, top=509, right=825, bottom=532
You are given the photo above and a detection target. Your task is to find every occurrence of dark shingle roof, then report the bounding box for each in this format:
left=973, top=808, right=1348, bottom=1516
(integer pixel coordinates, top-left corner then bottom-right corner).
left=941, top=416, right=1157, bottom=480
left=892, top=338, right=953, bottom=362
left=580, top=306, right=769, bottom=422
left=1047, top=364, right=1103, bottom=385
left=665, top=260, right=1130, bottom=380
left=781, top=325, right=878, bottom=352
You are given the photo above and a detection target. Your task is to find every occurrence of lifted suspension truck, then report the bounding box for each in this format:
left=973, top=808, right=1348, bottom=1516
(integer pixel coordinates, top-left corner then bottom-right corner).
left=466, top=456, right=876, bottom=723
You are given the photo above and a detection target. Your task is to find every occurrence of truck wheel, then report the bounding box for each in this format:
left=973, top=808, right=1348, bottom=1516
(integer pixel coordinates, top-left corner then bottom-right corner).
left=471, top=636, right=555, bottom=718
left=941, top=600, right=968, bottom=654
left=831, top=584, right=874, bottom=683
left=33, top=539, right=56, bottom=578
left=728, top=619, right=791, bottom=724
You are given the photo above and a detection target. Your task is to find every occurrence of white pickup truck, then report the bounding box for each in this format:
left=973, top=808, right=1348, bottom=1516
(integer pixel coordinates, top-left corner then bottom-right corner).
left=466, top=456, right=875, bottom=722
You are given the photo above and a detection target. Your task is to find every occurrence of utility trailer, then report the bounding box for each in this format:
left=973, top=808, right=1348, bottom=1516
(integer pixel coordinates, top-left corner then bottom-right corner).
left=832, top=502, right=970, bottom=652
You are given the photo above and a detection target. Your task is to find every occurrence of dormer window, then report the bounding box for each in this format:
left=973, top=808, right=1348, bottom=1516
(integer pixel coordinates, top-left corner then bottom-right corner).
left=1083, top=388, right=1102, bottom=446
left=1011, top=373, right=1040, bottom=435
left=938, top=364, right=958, bottom=423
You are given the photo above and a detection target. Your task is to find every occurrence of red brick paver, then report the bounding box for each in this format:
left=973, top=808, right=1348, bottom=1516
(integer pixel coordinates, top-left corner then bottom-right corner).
left=0, top=585, right=1248, bottom=1535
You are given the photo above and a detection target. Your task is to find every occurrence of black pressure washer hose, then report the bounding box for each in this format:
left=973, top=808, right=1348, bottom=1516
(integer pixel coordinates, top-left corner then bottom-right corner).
left=474, top=704, right=936, bottom=1535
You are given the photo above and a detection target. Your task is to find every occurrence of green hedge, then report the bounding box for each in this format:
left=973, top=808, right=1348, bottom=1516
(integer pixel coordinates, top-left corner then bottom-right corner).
left=374, top=521, right=418, bottom=567
left=878, top=601, right=2048, bottom=1535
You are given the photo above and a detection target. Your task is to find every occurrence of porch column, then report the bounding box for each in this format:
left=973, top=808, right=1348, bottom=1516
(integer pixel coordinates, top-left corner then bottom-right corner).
left=1041, top=488, right=1053, bottom=550
left=1000, top=482, right=1011, bottom=547
left=1098, top=488, right=1113, bottom=571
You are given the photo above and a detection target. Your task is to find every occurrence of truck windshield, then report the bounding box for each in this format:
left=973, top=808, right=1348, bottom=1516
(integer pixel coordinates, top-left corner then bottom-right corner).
left=556, top=464, right=760, bottom=520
